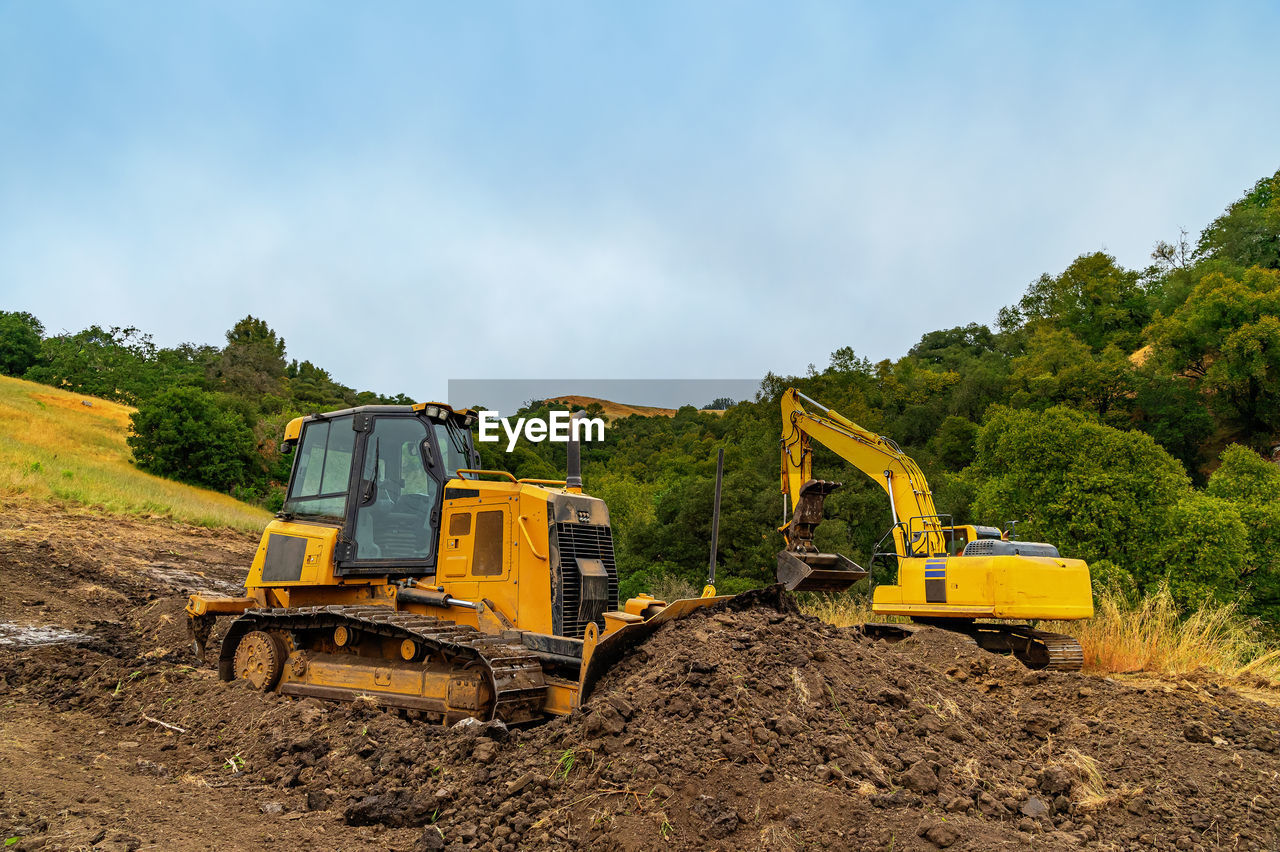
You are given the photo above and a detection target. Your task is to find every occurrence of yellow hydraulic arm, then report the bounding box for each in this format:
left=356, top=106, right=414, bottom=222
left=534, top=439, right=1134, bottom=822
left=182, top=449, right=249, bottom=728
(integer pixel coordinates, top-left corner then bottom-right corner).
left=780, top=388, right=947, bottom=558
left=777, top=388, right=1093, bottom=671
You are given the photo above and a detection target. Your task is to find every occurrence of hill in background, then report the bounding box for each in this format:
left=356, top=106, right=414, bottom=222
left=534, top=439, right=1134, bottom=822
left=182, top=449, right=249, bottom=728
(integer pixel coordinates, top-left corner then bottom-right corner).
left=545, top=395, right=727, bottom=420
left=0, top=374, right=270, bottom=531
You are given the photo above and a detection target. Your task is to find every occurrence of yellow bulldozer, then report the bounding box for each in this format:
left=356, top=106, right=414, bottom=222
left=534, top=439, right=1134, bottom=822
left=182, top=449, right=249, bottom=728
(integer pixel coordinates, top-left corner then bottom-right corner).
left=776, top=388, right=1093, bottom=669
left=188, top=402, right=731, bottom=725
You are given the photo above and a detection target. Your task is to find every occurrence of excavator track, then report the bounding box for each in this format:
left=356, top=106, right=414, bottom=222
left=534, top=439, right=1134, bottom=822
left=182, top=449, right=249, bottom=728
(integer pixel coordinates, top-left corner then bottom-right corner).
left=960, top=623, right=1083, bottom=672
left=862, top=621, right=1084, bottom=672
left=219, top=605, right=548, bottom=725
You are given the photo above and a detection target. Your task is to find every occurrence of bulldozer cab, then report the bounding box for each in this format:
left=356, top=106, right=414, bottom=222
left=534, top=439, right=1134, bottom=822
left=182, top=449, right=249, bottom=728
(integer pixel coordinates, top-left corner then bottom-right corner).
left=281, top=405, right=480, bottom=577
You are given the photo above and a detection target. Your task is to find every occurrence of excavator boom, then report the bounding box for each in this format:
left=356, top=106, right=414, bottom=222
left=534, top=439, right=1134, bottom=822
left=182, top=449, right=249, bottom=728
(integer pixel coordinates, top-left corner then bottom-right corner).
left=781, top=389, right=947, bottom=558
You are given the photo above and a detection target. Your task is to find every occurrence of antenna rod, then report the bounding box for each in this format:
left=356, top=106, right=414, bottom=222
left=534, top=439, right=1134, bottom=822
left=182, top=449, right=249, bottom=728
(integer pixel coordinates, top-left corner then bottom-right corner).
left=709, top=447, right=724, bottom=585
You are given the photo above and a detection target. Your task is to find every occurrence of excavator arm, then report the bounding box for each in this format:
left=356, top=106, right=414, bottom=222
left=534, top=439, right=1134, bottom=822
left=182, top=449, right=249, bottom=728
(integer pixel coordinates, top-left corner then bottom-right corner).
left=780, top=388, right=948, bottom=558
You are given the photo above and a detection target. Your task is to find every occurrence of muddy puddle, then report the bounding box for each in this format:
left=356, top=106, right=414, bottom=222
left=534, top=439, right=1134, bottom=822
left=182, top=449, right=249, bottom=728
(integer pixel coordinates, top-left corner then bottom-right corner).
left=0, top=622, right=93, bottom=648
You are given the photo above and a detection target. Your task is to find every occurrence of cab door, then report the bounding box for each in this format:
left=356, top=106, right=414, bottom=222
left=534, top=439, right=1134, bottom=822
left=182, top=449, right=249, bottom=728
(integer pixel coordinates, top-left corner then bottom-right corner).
left=340, top=414, right=442, bottom=573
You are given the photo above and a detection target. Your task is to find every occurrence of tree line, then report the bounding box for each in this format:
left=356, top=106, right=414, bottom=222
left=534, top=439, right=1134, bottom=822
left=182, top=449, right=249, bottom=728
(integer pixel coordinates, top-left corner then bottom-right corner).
left=476, top=168, right=1280, bottom=624
left=0, top=313, right=410, bottom=506
left=2, top=167, right=1277, bottom=623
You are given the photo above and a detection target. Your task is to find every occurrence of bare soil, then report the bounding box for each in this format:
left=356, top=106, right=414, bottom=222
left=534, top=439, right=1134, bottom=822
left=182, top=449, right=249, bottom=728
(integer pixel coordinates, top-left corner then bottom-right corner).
left=2, top=500, right=1279, bottom=851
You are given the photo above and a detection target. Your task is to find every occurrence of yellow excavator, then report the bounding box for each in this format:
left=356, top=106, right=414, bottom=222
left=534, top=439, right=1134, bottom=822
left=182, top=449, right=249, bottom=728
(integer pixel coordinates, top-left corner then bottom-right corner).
left=187, top=403, right=730, bottom=725
left=777, top=388, right=1093, bottom=669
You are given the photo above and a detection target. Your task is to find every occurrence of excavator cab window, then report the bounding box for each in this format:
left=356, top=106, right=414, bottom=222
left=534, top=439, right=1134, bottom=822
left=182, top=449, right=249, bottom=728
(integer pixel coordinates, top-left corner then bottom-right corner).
left=946, top=527, right=970, bottom=556
left=350, top=417, right=440, bottom=564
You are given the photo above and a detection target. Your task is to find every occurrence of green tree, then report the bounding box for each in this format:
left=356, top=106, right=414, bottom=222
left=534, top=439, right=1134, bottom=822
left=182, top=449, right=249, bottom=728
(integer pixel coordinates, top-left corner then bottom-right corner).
left=1205, top=315, right=1280, bottom=434
left=287, top=359, right=356, bottom=410
left=971, top=406, right=1190, bottom=588
left=1130, top=370, right=1213, bottom=477
left=932, top=416, right=979, bottom=471
left=1196, top=168, right=1280, bottom=269
left=1207, top=445, right=1280, bottom=620
left=150, top=343, right=218, bottom=394
left=1008, top=328, right=1134, bottom=421
left=0, top=310, right=44, bottom=376
left=209, top=315, right=288, bottom=401
left=1148, top=267, right=1280, bottom=379
left=1147, top=266, right=1280, bottom=439
left=127, top=386, right=261, bottom=491
left=1003, top=252, right=1151, bottom=352
left=1207, top=443, right=1280, bottom=503
left=24, top=325, right=156, bottom=403
left=1157, top=492, right=1247, bottom=609
left=907, top=323, right=998, bottom=370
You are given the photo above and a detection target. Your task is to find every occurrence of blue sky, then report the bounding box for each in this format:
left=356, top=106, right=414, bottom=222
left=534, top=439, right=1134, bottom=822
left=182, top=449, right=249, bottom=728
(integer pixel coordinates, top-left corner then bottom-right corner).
left=2, top=2, right=1278, bottom=404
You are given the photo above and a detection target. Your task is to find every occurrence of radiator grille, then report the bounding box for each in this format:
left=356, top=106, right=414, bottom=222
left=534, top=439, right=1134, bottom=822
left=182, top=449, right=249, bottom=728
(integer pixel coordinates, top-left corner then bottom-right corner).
left=554, top=522, right=620, bottom=638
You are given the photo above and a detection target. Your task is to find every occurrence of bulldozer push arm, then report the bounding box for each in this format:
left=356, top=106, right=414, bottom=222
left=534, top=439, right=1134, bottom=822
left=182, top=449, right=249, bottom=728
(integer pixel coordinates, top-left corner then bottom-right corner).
left=776, top=388, right=1093, bottom=670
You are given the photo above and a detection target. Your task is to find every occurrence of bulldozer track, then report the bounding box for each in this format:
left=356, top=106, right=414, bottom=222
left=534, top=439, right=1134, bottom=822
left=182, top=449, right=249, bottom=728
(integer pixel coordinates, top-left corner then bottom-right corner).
left=219, top=605, right=547, bottom=724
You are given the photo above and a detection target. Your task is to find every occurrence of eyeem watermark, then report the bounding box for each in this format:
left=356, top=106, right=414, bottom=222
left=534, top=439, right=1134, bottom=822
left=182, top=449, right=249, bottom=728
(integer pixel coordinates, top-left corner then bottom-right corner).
left=477, top=410, right=606, bottom=452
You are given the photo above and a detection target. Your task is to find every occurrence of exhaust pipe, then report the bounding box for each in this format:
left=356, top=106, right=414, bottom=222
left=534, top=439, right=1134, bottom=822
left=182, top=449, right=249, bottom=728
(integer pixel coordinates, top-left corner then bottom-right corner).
left=566, top=411, right=584, bottom=492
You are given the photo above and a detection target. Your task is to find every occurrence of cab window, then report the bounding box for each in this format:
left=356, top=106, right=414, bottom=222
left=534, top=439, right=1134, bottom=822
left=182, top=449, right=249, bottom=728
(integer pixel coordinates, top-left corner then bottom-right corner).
left=285, top=416, right=355, bottom=518
left=434, top=421, right=473, bottom=479
left=352, top=417, right=439, bottom=561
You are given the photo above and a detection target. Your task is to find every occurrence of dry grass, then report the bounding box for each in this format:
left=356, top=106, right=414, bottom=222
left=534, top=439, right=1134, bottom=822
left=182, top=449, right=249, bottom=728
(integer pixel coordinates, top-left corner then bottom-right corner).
left=797, top=592, right=910, bottom=627
left=0, top=375, right=270, bottom=531
left=648, top=575, right=701, bottom=603
left=1032, top=737, right=1142, bottom=810
left=800, top=584, right=1280, bottom=686
left=1047, top=585, right=1280, bottom=684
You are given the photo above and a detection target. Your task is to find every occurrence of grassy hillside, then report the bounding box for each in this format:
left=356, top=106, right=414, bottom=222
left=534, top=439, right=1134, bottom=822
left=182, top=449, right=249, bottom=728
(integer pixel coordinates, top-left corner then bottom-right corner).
left=0, top=375, right=271, bottom=530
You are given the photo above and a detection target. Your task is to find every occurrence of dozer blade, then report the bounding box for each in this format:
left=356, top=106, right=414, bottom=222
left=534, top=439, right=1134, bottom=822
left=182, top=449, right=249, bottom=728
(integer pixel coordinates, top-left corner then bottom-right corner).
left=578, top=593, right=734, bottom=705
left=776, top=549, right=868, bottom=592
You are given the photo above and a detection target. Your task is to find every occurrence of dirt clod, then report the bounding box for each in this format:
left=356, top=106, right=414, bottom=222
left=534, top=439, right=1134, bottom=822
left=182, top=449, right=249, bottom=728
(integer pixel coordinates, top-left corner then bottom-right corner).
left=1039, top=764, right=1074, bottom=794
left=900, top=759, right=939, bottom=793
left=1183, top=720, right=1213, bottom=742
left=1020, top=796, right=1049, bottom=818
left=918, top=820, right=960, bottom=848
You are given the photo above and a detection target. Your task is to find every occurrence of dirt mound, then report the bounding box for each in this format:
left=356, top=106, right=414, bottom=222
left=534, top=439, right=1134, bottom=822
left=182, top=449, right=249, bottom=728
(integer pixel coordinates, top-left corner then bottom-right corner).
left=2, top=501, right=1280, bottom=851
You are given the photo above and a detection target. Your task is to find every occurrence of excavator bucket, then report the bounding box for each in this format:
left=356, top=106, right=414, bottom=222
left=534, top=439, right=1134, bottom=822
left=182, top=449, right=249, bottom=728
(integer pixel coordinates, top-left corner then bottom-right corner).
left=776, top=549, right=868, bottom=592
left=777, top=478, right=869, bottom=592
